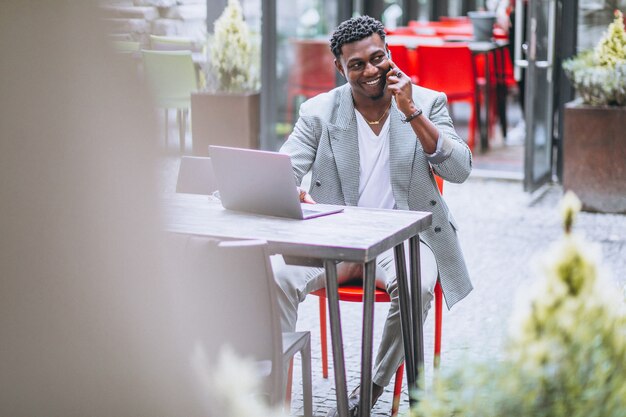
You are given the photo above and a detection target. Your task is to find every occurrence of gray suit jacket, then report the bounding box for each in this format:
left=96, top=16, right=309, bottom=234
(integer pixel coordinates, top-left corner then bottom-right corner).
left=280, top=83, right=473, bottom=308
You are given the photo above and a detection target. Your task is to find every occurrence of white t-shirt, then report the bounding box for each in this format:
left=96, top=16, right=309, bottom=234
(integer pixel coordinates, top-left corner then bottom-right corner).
left=355, top=110, right=438, bottom=282
left=355, top=111, right=396, bottom=209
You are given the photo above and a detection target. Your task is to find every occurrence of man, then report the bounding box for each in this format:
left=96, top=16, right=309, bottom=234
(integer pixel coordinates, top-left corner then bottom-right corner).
left=273, top=15, right=472, bottom=416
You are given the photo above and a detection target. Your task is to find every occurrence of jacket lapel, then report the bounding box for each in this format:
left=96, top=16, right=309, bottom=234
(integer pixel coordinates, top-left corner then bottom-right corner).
left=328, top=86, right=360, bottom=206
left=389, top=101, right=417, bottom=210
left=327, top=89, right=418, bottom=208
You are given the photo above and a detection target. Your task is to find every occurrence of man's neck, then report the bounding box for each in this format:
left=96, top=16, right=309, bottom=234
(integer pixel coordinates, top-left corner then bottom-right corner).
left=352, top=92, right=393, bottom=115
left=352, top=92, right=393, bottom=135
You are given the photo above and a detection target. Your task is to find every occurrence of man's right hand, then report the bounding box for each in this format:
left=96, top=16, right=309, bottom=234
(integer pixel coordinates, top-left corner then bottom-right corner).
left=298, top=187, right=316, bottom=204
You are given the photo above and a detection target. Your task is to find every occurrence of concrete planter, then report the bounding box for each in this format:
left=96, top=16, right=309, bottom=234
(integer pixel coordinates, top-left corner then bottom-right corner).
left=190, top=91, right=260, bottom=156
left=563, top=101, right=626, bottom=214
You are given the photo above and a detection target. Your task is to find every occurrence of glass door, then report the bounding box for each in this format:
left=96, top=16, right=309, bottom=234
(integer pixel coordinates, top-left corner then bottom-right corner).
left=260, top=0, right=341, bottom=150
left=519, top=0, right=557, bottom=192
left=277, top=0, right=338, bottom=148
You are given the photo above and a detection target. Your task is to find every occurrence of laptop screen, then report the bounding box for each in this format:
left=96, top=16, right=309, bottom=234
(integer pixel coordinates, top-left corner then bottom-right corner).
left=209, top=146, right=343, bottom=220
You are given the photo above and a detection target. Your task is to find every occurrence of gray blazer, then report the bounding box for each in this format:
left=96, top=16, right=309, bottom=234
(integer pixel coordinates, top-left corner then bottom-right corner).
left=280, top=83, right=473, bottom=308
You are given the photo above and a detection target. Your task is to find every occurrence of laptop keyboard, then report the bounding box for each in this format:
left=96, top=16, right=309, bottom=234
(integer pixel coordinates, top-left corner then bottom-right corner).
left=301, top=208, right=321, bottom=216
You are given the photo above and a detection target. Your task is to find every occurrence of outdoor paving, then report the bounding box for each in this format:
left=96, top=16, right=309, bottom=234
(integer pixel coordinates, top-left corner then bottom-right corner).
left=285, top=177, right=626, bottom=417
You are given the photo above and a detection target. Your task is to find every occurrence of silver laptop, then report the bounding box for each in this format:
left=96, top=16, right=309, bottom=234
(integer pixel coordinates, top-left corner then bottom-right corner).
left=209, top=146, right=344, bottom=220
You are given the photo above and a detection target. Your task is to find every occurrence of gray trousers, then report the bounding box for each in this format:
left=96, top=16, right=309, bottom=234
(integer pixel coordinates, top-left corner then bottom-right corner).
left=272, top=241, right=438, bottom=387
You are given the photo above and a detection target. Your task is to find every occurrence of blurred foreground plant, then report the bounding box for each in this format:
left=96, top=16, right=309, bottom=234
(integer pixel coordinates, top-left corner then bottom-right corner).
left=411, top=191, right=626, bottom=417
left=192, top=345, right=288, bottom=417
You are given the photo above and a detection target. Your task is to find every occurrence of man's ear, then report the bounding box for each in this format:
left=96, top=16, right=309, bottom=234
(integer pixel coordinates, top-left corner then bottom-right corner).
left=334, top=59, right=345, bottom=79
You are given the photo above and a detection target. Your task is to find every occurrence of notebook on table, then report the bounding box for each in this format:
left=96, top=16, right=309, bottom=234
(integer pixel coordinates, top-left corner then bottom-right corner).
left=209, top=145, right=344, bottom=220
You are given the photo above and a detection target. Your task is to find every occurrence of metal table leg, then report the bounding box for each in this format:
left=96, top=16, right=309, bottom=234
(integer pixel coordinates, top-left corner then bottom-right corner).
left=359, top=259, right=377, bottom=417
left=471, top=53, right=484, bottom=152
left=409, top=236, right=424, bottom=389
left=481, top=50, right=492, bottom=151
left=495, top=47, right=508, bottom=138
left=393, top=243, right=416, bottom=403
left=323, top=259, right=349, bottom=417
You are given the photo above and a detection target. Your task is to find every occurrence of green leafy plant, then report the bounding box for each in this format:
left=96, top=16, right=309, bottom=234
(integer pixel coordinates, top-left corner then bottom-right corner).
left=206, top=0, right=260, bottom=93
left=563, top=10, right=626, bottom=106
left=410, top=192, right=626, bottom=417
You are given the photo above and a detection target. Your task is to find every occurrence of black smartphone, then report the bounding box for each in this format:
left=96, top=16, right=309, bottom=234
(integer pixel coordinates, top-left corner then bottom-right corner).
left=385, top=48, right=395, bottom=78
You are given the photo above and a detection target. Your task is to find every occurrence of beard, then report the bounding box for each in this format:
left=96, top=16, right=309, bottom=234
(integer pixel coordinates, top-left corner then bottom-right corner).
left=368, top=75, right=387, bottom=100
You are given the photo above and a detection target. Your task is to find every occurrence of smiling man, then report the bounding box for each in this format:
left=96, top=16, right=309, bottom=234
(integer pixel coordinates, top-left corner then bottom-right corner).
left=273, top=15, right=473, bottom=416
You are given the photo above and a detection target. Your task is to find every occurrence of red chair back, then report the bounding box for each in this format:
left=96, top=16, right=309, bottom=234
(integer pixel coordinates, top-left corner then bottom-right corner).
left=504, top=48, right=517, bottom=87
left=416, top=44, right=476, bottom=100
left=286, top=39, right=336, bottom=122
left=386, top=26, right=418, bottom=35
left=438, top=16, right=471, bottom=24
left=417, top=44, right=478, bottom=150
left=289, top=39, right=335, bottom=90
left=433, top=24, right=474, bottom=37
left=387, top=44, right=418, bottom=83
left=435, top=174, right=444, bottom=193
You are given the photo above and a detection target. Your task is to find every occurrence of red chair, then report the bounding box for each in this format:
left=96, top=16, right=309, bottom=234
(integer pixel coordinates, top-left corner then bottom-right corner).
left=406, top=21, right=439, bottom=36
left=385, top=26, right=419, bottom=35
left=312, top=176, right=445, bottom=416
left=387, top=44, right=418, bottom=84
left=286, top=39, right=336, bottom=122
left=474, top=48, right=512, bottom=139
left=503, top=47, right=517, bottom=88
left=493, top=27, right=509, bottom=40
left=432, top=24, right=474, bottom=37
left=473, top=51, right=499, bottom=138
left=416, top=44, right=478, bottom=150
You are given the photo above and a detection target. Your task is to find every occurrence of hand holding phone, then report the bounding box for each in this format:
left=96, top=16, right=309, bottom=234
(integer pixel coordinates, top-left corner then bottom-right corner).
left=385, top=57, right=414, bottom=114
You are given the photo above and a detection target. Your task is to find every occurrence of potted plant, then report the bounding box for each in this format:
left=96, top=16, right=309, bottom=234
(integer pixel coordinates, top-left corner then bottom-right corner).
left=191, top=0, right=260, bottom=156
left=561, top=9, right=626, bottom=214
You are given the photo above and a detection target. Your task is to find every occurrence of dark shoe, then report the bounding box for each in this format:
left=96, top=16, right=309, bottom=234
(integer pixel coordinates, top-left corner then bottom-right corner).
left=325, top=390, right=359, bottom=417
left=325, top=384, right=384, bottom=417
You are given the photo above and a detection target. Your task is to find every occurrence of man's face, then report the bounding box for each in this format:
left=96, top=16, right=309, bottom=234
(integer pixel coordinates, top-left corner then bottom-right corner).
left=334, top=33, right=391, bottom=101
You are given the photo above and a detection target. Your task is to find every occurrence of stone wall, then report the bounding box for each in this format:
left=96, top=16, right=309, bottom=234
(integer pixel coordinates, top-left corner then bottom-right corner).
left=100, top=0, right=206, bottom=49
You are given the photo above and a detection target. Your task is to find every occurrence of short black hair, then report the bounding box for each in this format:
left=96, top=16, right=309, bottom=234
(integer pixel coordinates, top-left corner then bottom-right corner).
left=329, top=15, right=386, bottom=58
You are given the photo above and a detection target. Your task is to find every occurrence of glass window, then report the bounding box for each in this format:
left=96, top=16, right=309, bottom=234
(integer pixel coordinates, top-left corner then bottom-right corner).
left=578, top=0, right=626, bottom=50
left=272, top=0, right=338, bottom=149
